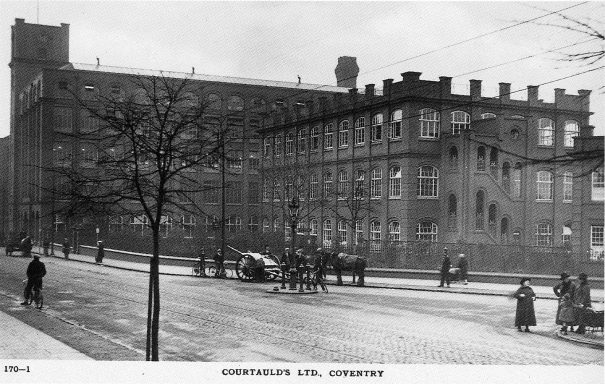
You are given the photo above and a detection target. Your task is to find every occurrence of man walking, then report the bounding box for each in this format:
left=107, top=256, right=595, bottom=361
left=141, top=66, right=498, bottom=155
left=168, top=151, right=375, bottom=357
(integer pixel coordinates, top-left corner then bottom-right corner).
left=438, top=248, right=452, bottom=288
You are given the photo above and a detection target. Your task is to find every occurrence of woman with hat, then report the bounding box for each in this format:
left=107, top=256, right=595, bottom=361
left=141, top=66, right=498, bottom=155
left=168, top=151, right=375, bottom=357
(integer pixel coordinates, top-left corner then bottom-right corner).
left=572, top=273, right=591, bottom=334
left=553, top=272, right=576, bottom=332
left=513, top=277, right=537, bottom=332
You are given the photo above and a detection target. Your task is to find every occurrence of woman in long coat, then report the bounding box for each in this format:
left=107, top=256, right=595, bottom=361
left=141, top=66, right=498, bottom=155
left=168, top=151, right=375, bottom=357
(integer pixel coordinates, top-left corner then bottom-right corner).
left=572, top=273, right=592, bottom=334
left=514, top=277, right=536, bottom=332
left=553, top=272, right=575, bottom=330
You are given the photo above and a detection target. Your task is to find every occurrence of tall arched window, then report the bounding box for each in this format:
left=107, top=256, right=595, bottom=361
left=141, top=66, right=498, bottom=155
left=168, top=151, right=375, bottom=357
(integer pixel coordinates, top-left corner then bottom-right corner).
left=563, top=171, right=573, bottom=202
left=417, top=166, right=439, bottom=198
left=449, top=146, right=458, bottom=167
left=502, top=162, right=511, bottom=194
left=451, top=111, right=470, bottom=135
left=354, top=117, right=365, bottom=145
left=564, top=120, right=579, bottom=148
left=338, top=221, right=348, bottom=245
left=273, top=217, right=280, bottom=232
left=370, top=168, right=382, bottom=198
left=323, top=171, right=333, bottom=199
left=488, top=203, right=497, bottom=235
left=297, top=127, right=307, bottom=153
left=476, top=190, right=485, bottom=230
left=285, top=132, right=294, bottom=155
left=371, top=113, right=383, bottom=142
left=355, top=170, right=365, bottom=198
left=324, top=123, right=334, bottom=149
left=338, top=120, right=349, bottom=147
left=389, top=109, right=402, bottom=139
left=536, top=170, right=553, bottom=200
left=370, top=220, right=382, bottom=252
left=337, top=170, right=349, bottom=198
left=309, top=219, right=318, bottom=236
left=512, top=163, right=522, bottom=198
left=501, top=217, right=510, bottom=243
left=538, top=118, right=554, bottom=146
left=310, top=126, right=320, bottom=151
left=489, top=147, right=499, bottom=179
left=388, top=221, right=400, bottom=241
left=323, top=219, right=333, bottom=247
left=419, top=108, right=440, bottom=138
left=389, top=166, right=401, bottom=198
left=309, top=174, right=318, bottom=200
left=476, top=146, right=486, bottom=171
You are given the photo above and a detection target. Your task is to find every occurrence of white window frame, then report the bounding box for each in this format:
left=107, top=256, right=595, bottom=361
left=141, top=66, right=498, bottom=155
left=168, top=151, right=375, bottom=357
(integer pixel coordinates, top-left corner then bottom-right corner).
left=285, top=132, right=294, bottom=155
left=535, top=223, right=552, bottom=246
left=592, top=168, right=604, bottom=201
left=417, top=166, right=439, bottom=198
left=182, top=215, right=196, bottom=238
left=536, top=170, right=553, bottom=201
left=416, top=221, right=438, bottom=242
left=323, top=172, right=333, bottom=199
left=370, top=220, right=381, bottom=252
left=564, top=120, right=579, bottom=148
left=389, top=109, right=402, bottom=140
left=310, top=219, right=318, bottom=236
left=354, top=117, right=365, bottom=146
left=388, top=221, right=400, bottom=241
left=274, top=134, right=282, bottom=157
left=324, top=123, right=334, bottom=149
left=371, top=113, right=383, bottom=143
left=310, top=126, right=320, bottom=151
left=451, top=111, right=470, bottom=135
left=337, top=170, right=348, bottom=199
left=310, top=174, right=318, bottom=200
left=538, top=118, right=554, bottom=146
left=370, top=168, right=382, bottom=199
left=389, top=166, right=401, bottom=199
left=338, top=120, right=349, bottom=148
left=297, top=127, right=307, bottom=153
left=590, top=225, right=604, bottom=261
left=563, top=171, right=573, bottom=202
left=338, top=221, right=348, bottom=246
left=323, top=219, right=333, bottom=247
left=420, top=108, right=440, bottom=138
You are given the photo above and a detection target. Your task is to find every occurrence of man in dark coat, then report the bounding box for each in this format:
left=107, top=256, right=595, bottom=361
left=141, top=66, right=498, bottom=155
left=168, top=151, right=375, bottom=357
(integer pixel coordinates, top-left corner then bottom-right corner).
left=553, top=272, right=576, bottom=330
left=438, top=248, right=451, bottom=287
left=95, top=241, right=105, bottom=264
left=573, top=273, right=592, bottom=334
left=21, top=254, right=47, bottom=305
left=457, top=253, right=469, bottom=285
left=213, top=248, right=225, bottom=278
left=62, top=238, right=70, bottom=259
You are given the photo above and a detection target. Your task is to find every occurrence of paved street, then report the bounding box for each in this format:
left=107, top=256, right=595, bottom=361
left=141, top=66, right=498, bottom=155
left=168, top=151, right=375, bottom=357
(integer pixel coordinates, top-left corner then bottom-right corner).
left=0, top=255, right=602, bottom=364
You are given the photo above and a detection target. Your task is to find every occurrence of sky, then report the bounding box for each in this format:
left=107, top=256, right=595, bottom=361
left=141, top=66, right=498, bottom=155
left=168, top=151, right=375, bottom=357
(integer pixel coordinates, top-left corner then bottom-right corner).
left=0, top=1, right=603, bottom=138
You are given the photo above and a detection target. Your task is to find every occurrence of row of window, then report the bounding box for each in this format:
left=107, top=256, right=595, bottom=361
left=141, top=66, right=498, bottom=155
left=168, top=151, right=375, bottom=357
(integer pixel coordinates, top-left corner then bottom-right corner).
left=263, top=114, right=581, bottom=157
left=263, top=165, right=438, bottom=201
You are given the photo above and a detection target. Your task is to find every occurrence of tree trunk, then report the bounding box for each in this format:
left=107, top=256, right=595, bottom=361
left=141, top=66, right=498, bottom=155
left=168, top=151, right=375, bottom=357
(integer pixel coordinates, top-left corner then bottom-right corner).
left=145, top=265, right=153, bottom=361
left=151, top=230, right=161, bottom=361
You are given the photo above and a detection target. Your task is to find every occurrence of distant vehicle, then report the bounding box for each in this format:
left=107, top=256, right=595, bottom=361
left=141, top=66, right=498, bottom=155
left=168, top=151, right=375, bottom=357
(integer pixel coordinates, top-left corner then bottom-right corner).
left=5, top=238, right=21, bottom=256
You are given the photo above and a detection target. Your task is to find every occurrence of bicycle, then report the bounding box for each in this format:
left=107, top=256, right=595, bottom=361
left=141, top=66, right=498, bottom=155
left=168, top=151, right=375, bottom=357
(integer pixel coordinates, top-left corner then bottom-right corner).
left=208, top=265, right=233, bottom=278
left=23, top=279, right=44, bottom=309
left=192, top=262, right=232, bottom=278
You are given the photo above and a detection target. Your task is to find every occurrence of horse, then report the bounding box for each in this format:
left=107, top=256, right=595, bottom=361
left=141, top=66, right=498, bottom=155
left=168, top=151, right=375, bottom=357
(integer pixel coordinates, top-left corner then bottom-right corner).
left=317, top=250, right=367, bottom=287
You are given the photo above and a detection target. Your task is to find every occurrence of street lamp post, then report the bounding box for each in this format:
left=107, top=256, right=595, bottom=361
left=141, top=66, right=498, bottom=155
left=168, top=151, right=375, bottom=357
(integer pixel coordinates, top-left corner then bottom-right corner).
left=287, top=196, right=300, bottom=291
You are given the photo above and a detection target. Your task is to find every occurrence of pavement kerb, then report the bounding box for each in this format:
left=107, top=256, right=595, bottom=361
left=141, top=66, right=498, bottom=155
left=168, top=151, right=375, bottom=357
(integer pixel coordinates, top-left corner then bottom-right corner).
left=555, top=330, right=604, bottom=349
left=31, top=248, right=594, bottom=302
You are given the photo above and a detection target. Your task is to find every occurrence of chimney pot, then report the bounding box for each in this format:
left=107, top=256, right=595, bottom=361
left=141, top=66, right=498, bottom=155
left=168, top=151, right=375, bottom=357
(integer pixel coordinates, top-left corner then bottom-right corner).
left=335, top=56, right=359, bottom=88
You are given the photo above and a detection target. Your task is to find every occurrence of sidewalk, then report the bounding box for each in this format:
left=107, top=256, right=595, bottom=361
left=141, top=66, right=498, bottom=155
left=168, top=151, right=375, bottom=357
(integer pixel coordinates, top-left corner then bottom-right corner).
left=0, top=310, right=91, bottom=360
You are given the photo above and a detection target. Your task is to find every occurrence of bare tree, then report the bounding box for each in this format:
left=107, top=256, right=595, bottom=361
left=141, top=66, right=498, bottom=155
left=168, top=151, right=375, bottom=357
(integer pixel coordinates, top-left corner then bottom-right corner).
left=46, top=74, right=233, bottom=361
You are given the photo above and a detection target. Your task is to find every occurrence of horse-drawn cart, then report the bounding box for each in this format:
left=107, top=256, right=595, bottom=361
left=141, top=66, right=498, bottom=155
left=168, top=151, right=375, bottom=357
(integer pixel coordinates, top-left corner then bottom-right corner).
left=232, top=249, right=282, bottom=282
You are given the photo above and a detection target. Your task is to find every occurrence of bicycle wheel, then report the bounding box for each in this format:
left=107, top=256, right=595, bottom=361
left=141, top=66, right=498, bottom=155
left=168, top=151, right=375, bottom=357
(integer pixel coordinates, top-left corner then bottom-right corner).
left=192, top=263, right=201, bottom=276
left=318, top=278, right=328, bottom=293
left=207, top=265, right=217, bottom=276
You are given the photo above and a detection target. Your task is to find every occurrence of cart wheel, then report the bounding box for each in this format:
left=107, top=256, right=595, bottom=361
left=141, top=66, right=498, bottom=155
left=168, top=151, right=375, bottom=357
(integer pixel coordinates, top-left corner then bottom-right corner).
left=235, top=255, right=255, bottom=281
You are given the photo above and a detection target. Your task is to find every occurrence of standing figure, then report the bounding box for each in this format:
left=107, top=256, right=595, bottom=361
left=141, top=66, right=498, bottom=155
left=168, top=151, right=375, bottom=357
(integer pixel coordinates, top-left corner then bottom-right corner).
left=213, top=248, right=225, bottom=278
left=96, top=241, right=105, bottom=264
left=197, top=250, right=207, bottom=277
left=21, top=254, right=47, bottom=305
left=514, top=277, right=537, bottom=332
left=558, top=293, right=576, bottom=335
left=572, top=273, right=592, bottom=334
left=553, top=272, right=576, bottom=331
left=438, top=248, right=451, bottom=288
left=457, top=253, right=468, bottom=285
left=62, top=238, right=70, bottom=259
left=20, top=235, right=33, bottom=258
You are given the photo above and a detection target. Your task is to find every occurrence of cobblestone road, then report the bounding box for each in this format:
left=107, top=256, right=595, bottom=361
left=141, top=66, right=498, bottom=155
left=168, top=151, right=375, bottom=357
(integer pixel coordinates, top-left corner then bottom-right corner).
left=0, top=256, right=602, bottom=364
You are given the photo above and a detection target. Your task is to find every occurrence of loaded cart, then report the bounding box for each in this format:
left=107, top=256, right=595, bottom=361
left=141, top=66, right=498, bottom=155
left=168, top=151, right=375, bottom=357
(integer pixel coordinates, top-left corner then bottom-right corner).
left=228, top=246, right=282, bottom=282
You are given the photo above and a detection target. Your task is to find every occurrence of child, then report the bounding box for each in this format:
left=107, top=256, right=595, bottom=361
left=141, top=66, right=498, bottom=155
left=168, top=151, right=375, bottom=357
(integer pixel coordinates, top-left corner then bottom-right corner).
left=558, top=293, right=576, bottom=335
left=513, top=277, right=537, bottom=332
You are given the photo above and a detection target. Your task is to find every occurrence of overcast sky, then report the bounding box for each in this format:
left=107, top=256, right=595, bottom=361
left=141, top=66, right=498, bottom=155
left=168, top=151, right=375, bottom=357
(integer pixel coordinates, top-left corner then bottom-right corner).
left=0, top=1, right=603, bottom=138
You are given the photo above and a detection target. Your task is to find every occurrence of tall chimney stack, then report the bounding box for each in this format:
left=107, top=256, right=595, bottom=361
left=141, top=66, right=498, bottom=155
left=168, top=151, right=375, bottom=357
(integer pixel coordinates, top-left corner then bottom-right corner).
left=335, top=56, right=359, bottom=88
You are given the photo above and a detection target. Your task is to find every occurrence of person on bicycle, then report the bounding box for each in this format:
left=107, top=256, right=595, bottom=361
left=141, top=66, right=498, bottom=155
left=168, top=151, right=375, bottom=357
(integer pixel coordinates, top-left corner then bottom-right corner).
left=21, top=254, right=46, bottom=305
